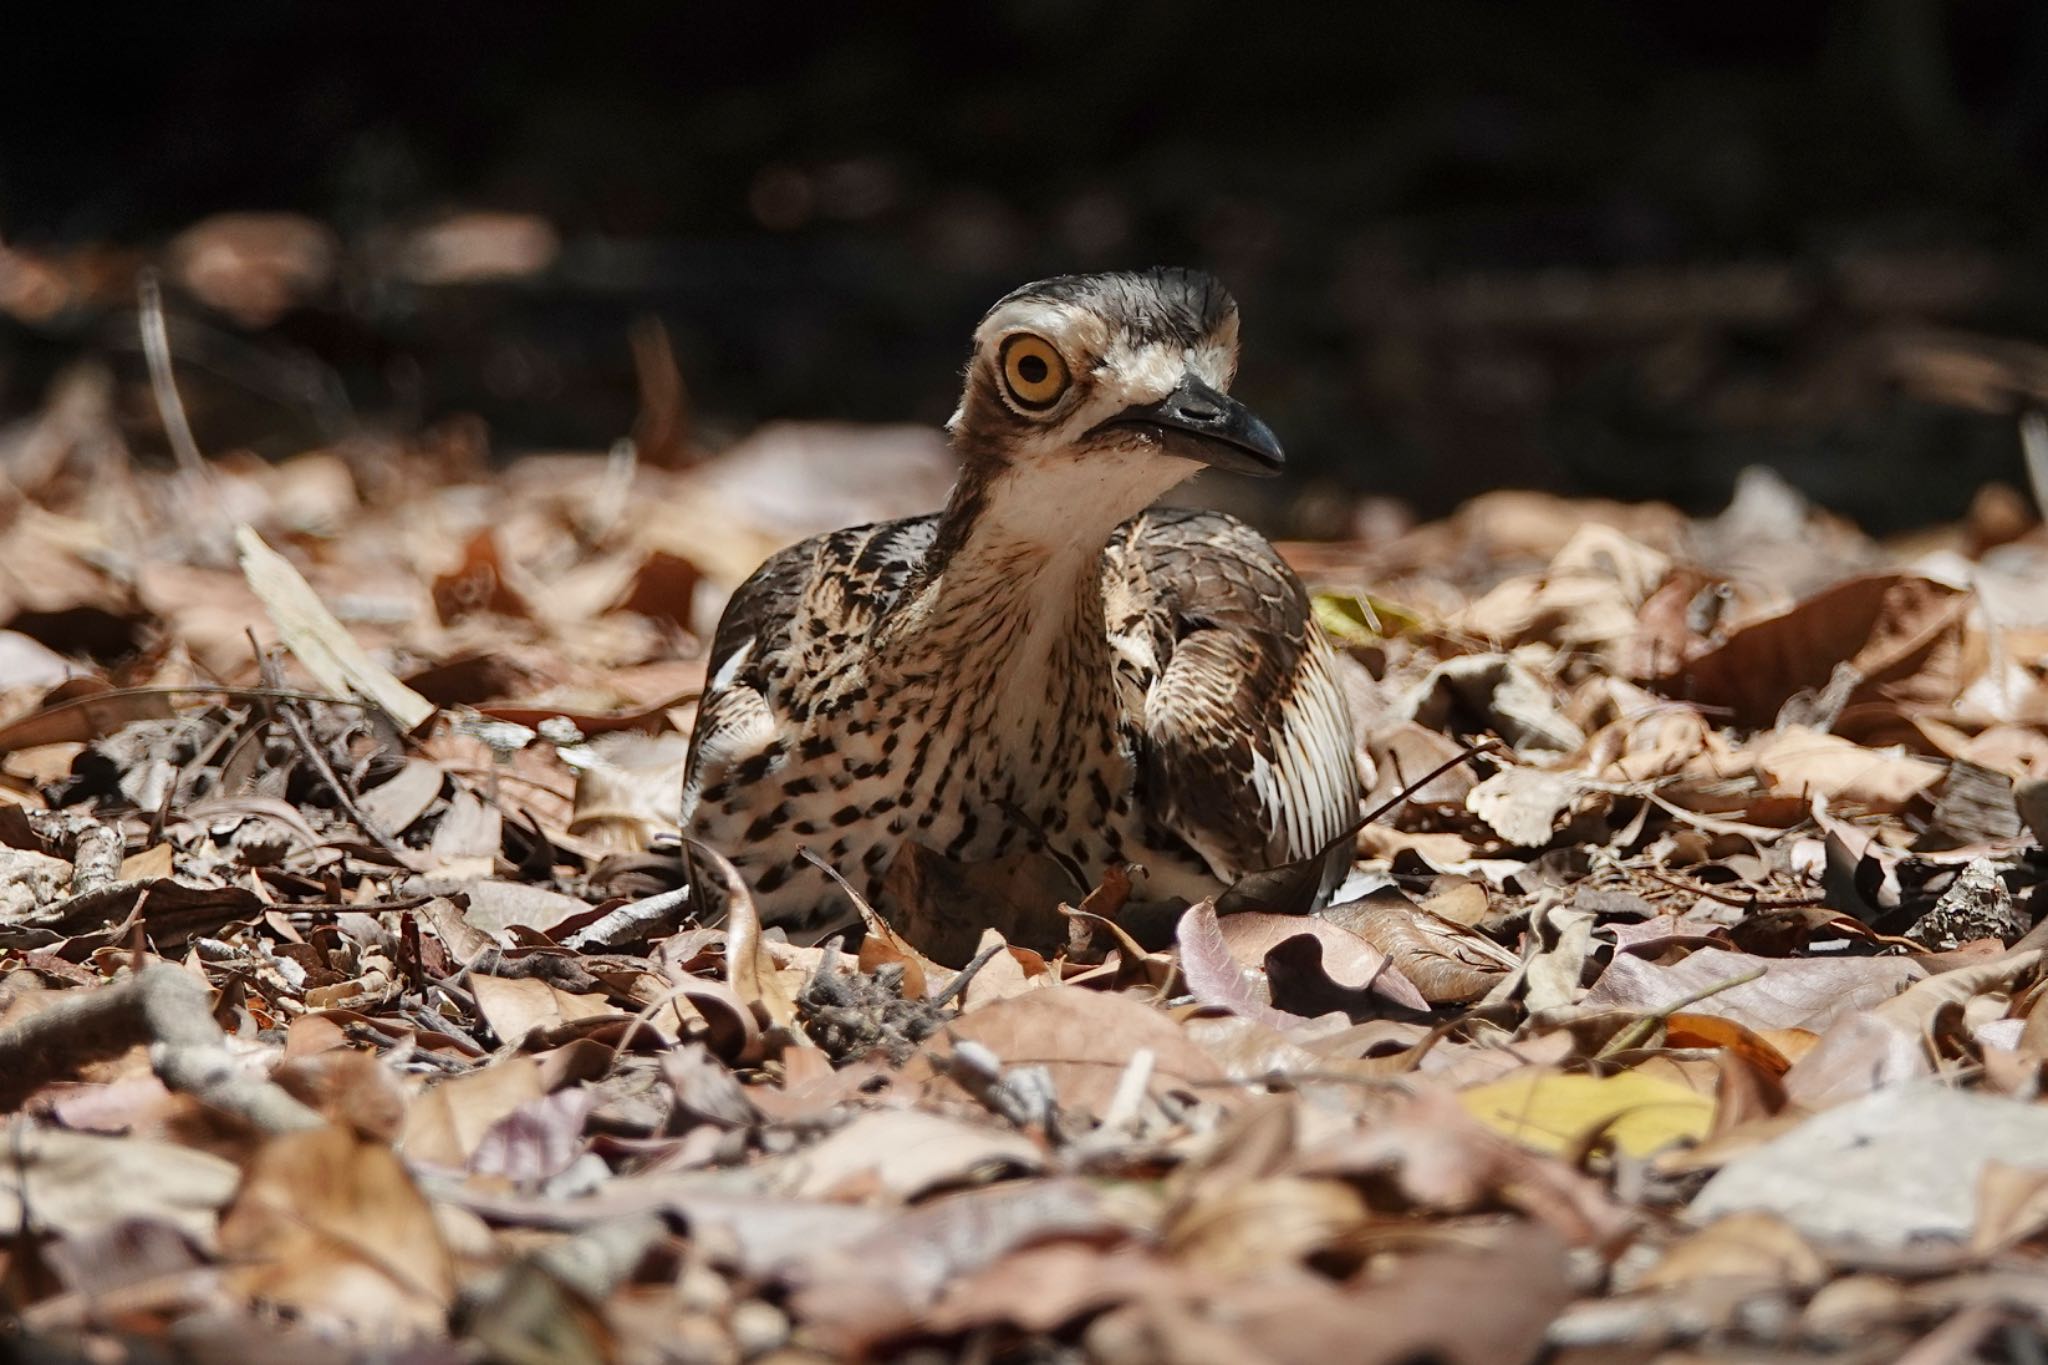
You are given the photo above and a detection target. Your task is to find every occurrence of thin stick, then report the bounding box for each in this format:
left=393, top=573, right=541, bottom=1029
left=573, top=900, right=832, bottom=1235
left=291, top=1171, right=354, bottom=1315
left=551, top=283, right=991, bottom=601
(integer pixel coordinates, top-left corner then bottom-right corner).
left=1298, top=736, right=1507, bottom=874
left=137, top=272, right=235, bottom=561
left=137, top=271, right=211, bottom=486
left=1594, top=966, right=1769, bottom=1059
left=1359, top=736, right=1504, bottom=831
left=1633, top=863, right=1827, bottom=910
left=2021, top=409, right=2048, bottom=521
left=931, top=939, right=1008, bottom=1008
left=1098, top=1046, right=1157, bottom=1132
left=252, top=634, right=412, bottom=863
left=608, top=978, right=699, bottom=1062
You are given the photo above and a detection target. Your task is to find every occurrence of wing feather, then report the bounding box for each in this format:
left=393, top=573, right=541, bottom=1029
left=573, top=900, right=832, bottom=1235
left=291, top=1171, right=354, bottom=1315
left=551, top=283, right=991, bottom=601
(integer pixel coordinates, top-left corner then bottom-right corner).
left=681, top=516, right=938, bottom=821
left=1107, top=507, right=1360, bottom=892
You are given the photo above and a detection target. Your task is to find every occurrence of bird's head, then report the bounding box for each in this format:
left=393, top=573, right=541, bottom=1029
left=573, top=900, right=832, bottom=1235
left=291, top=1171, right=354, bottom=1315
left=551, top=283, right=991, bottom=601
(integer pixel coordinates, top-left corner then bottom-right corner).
left=947, top=269, right=1284, bottom=489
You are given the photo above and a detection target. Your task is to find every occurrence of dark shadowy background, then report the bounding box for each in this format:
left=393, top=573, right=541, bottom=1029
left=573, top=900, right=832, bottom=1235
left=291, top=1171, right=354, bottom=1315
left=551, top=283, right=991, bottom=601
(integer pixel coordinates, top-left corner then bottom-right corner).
left=4, top=0, right=2047, bottom=531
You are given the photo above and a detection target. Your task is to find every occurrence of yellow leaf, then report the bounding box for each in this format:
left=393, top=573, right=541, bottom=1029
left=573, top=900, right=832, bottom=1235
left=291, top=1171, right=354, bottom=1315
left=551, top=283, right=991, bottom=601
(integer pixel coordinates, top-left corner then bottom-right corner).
left=1312, top=591, right=1426, bottom=644
left=1458, top=1068, right=1713, bottom=1158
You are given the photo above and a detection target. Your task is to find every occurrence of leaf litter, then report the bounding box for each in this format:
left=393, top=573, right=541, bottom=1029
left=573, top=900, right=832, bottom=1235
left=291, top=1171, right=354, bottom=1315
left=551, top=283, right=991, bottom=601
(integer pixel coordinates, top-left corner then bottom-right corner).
left=1, top=276, right=2048, bottom=1362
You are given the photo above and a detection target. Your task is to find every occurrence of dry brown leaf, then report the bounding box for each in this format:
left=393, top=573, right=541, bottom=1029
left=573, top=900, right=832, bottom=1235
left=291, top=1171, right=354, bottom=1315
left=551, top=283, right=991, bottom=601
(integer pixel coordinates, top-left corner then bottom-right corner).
left=470, top=975, right=615, bottom=1046
left=427, top=792, right=505, bottom=876
left=787, top=1178, right=1117, bottom=1354
left=1663, top=1012, right=1795, bottom=1075
left=1162, top=1175, right=1369, bottom=1277
left=1970, top=1160, right=2048, bottom=1256
left=1639, top=1209, right=1827, bottom=1290
left=706, top=837, right=802, bottom=1032
left=400, top=1055, right=546, bottom=1167
left=356, top=758, right=446, bottom=835
left=0, top=1125, right=239, bottom=1247
left=566, top=731, right=688, bottom=849
left=957, top=928, right=1055, bottom=1009
left=1453, top=521, right=1673, bottom=663
left=0, top=680, right=176, bottom=753
left=1586, top=947, right=1923, bottom=1033
left=1364, top=721, right=1479, bottom=811
left=1465, top=765, right=1585, bottom=845
left=1137, top=1222, right=1575, bottom=1365
left=771, top=1108, right=1041, bottom=1200
left=1297, top=1089, right=1632, bottom=1248
left=1671, top=572, right=1976, bottom=728
left=856, top=912, right=939, bottom=1003
left=170, top=212, right=336, bottom=327
left=119, top=842, right=175, bottom=880
left=1319, top=889, right=1521, bottom=1002
left=220, top=1126, right=454, bottom=1336
left=1176, top=899, right=1309, bottom=1030
left=468, top=1087, right=595, bottom=1182
left=273, top=1047, right=409, bottom=1141
left=235, top=525, right=436, bottom=733
left=1780, top=1011, right=1933, bottom=1109
left=1214, top=911, right=1430, bottom=1012
left=1751, top=725, right=1944, bottom=811
left=931, top=985, right=1226, bottom=1118
left=922, top=1243, right=1190, bottom=1338
left=431, top=528, right=536, bottom=623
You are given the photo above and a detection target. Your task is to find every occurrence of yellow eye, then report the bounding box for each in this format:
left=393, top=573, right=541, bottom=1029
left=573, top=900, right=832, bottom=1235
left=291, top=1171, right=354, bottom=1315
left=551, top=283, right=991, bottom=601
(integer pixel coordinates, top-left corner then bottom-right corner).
left=999, top=334, right=1070, bottom=410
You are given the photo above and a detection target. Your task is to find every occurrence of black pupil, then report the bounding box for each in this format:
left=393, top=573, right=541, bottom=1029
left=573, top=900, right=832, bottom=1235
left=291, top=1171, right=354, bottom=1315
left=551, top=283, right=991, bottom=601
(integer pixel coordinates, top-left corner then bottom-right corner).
left=1016, top=353, right=1049, bottom=385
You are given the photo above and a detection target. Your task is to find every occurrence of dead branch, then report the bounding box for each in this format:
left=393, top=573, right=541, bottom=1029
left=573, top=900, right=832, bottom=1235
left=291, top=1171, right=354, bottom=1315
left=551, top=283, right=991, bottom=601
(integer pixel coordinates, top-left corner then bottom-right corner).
left=29, top=812, right=125, bottom=896
left=0, top=966, right=324, bottom=1133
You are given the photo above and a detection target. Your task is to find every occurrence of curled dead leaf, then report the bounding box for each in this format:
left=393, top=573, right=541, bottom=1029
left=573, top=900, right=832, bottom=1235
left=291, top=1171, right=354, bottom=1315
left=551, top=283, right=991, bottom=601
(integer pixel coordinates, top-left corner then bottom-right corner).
left=1319, top=889, right=1520, bottom=1003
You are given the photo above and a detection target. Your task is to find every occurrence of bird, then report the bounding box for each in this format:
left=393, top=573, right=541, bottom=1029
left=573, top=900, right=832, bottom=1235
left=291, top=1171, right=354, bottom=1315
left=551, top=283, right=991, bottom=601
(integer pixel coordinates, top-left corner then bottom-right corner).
left=681, top=268, right=1360, bottom=937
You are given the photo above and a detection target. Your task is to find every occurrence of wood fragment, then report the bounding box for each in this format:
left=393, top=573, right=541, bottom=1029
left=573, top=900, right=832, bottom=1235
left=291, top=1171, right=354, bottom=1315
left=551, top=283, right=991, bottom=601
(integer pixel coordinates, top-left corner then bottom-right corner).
left=0, top=966, right=324, bottom=1132
left=235, top=525, right=437, bottom=734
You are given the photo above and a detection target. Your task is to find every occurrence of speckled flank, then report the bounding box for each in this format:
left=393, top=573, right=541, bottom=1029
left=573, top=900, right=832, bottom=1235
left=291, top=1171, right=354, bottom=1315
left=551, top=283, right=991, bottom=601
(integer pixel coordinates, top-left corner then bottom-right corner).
left=680, top=268, right=1361, bottom=930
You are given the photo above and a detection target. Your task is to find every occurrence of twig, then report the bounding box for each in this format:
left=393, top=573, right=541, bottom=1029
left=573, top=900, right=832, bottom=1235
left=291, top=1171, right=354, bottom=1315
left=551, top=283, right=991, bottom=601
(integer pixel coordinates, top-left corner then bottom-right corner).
left=561, top=886, right=693, bottom=952
left=137, top=271, right=212, bottom=488
left=608, top=977, right=699, bottom=1062
left=1595, top=966, right=1769, bottom=1059
left=28, top=813, right=125, bottom=897
left=931, top=939, right=1007, bottom=1008
left=1188, top=1070, right=1415, bottom=1093
left=341, top=1021, right=468, bottom=1073
left=253, top=634, right=413, bottom=863
left=1360, top=736, right=1505, bottom=831
left=262, top=895, right=438, bottom=917
left=137, top=271, right=232, bottom=558
left=1633, top=864, right=1827, bottom=910
left=798, top=844, right=870, bottom=908
left=284, top=691, right=413, bottom=861
left=1097, top=1046, right=1157, bottom=1132
left=1218, top=737, right=1505, bottom=917
left=0, top=966, right=323, bottom=1132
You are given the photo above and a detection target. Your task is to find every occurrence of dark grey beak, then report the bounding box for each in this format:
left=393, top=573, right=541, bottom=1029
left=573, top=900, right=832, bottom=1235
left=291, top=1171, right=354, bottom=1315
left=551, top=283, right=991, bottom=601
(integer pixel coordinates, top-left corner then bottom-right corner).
left=1096, top=375, right=1285, bottom=477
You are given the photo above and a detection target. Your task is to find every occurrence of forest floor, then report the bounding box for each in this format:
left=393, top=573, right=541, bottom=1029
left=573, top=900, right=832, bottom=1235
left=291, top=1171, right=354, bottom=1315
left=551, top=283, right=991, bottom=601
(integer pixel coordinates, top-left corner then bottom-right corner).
left=1, top=321, right=2047, bottom=1363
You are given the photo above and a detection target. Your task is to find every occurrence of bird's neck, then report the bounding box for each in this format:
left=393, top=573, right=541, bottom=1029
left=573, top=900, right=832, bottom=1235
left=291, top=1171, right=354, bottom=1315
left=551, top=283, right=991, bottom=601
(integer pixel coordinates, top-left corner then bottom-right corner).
left=882, top=453, right=1187, bottom=696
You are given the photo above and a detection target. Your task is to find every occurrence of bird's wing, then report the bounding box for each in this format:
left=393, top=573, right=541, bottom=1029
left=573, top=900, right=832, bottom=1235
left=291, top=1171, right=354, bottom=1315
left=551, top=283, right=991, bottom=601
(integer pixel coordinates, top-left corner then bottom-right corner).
left=1105, top=506, right=1361, bottom=885
left=682, top=516, right=938, bottom=819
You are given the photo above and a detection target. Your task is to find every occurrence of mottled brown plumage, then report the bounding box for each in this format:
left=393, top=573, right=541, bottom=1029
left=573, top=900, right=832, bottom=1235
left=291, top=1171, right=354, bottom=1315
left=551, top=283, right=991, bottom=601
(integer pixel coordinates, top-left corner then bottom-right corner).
left=682, top=269, right=1360, bottom=933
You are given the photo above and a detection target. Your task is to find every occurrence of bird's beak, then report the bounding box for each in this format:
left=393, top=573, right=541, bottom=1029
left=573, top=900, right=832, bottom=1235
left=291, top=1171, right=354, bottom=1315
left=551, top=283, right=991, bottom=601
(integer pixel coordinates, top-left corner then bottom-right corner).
left=1096, top=375, right=1285, bottom=477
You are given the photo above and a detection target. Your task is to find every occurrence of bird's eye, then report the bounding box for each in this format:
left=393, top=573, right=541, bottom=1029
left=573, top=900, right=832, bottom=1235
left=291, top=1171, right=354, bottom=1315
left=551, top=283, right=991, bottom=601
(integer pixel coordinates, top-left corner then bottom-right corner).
left=999, top=334, right=1070, bottom=411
